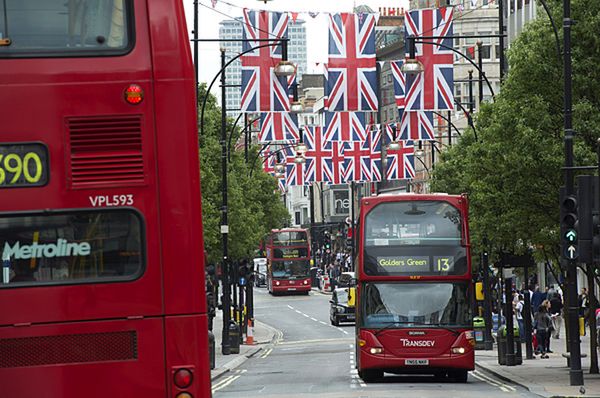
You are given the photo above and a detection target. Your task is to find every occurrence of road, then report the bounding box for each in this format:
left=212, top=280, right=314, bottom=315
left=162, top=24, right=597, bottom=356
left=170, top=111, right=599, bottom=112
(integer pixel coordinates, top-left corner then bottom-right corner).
left=213, top=287, right=538, bottom=398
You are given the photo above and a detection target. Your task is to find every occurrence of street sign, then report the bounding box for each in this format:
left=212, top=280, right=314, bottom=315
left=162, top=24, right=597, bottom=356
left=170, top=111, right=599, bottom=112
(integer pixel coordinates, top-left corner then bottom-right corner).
left=565, top=245, right=579, bottom=260
left=565, top=229, right=577, bottom=243
left=239, top=277, right=246, bottom=286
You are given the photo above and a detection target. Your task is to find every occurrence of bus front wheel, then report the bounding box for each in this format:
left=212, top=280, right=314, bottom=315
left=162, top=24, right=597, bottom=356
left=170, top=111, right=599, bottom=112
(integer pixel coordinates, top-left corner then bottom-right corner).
left=358, top=369, right=382, bottom=383
left=449, top=369, right=468, bottom=383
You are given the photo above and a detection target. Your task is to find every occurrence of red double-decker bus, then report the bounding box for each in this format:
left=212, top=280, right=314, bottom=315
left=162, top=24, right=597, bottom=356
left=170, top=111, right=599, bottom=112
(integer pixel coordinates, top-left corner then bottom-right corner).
left=266, top=228, right=311, bottom=295
left=355, top=194, right=474, bottom=383
left=0, top=1, right=211, bottom=397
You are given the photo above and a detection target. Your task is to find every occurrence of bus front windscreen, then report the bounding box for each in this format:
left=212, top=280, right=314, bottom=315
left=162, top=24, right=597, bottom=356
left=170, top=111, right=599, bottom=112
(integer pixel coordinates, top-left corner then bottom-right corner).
left=361, top=282, right=471, bottom=329
left=273, top=231, right=307, bottom=246
left=271, top=260, right=309, bottom=279
left=363, top=200, right=467, bottom=276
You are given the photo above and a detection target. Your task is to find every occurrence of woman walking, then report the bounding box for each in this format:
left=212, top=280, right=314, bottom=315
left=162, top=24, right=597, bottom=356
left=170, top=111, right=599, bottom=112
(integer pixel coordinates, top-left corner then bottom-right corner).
left=534, top=303, right=553, bottom=359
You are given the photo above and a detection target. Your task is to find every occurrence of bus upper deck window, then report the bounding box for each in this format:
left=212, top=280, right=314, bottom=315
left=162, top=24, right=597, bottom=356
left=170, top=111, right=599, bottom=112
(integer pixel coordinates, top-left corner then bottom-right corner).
left=0, top=0, right=131, bottom=57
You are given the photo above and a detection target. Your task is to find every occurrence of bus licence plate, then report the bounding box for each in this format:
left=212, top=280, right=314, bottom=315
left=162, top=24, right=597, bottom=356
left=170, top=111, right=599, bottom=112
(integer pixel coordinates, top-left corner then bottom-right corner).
left=287, top=288, right=297, bottom=291
left=405, top=359, right=429, bottom=366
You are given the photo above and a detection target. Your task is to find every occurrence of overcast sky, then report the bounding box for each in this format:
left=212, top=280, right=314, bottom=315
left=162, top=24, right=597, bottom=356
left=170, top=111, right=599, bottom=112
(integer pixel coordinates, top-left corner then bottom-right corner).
left=183, top=0, right=409, bottom=91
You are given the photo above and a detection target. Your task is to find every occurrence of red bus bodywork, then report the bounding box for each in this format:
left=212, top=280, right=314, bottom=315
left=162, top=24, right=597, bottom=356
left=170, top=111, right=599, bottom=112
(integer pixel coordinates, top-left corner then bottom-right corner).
left=0, top=1, right=211, bottom=397
left=355, top=194, right=474, bottom=381
left=266, top=228, right=311, bottom=295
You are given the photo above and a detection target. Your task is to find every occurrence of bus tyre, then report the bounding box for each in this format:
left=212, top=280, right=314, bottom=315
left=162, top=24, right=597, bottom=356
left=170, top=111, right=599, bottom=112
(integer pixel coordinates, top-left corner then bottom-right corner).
left=449, top=370, right=468, bottom=383
left=358, top=369, right=382, bottom=383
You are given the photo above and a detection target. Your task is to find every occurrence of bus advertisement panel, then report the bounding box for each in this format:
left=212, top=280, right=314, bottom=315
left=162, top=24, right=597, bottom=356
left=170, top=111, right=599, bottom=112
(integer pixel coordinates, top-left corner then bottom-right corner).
left=355, top=194, right=474, bottom=383
left=266, top=229, right=311, bottom=295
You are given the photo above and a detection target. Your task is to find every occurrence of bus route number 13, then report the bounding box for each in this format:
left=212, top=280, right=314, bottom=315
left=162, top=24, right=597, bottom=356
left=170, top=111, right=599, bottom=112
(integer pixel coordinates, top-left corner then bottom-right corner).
left=435, top=257, right=453, bottom=272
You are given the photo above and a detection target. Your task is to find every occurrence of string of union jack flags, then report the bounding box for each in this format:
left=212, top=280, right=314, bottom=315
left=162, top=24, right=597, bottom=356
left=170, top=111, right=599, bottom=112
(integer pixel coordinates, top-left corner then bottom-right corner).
left=238, top=6, right=455, bottom=189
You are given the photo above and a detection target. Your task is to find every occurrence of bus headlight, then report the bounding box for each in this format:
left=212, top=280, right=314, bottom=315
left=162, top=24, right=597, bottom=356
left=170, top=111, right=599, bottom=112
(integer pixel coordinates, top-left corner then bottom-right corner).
left=303, top=280, right=308, bottom=285
left=275, top=281, right=280, bottom=286
left=451, top=347, right=466, bottom=354
left=369, top=347, right=383, bottom=354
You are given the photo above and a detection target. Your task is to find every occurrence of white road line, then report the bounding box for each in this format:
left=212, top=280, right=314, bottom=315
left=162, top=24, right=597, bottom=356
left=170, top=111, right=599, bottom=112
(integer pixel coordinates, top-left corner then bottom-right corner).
left=319, top=321, right=327, bottom=325
left=287, top=305, right=294, bottom=309
left=295, top=310, right=302, bottom=314
left=260, top=348, right=273, bottom=358
left=303, top=313, right=310, bottom=318
left=212, top=375, right=241, bottom=392
left=472, top=371, right=514, bottom=392
left=474, top=370, right=516, bottom=391
left=310, top=317, right=318, bottom=321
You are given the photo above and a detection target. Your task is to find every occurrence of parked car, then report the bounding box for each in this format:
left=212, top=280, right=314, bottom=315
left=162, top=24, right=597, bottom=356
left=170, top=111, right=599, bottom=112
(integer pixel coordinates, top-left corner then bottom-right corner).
left=253, top=258, right=267, bottom=287
left=330, top=287, right=355, bottom=326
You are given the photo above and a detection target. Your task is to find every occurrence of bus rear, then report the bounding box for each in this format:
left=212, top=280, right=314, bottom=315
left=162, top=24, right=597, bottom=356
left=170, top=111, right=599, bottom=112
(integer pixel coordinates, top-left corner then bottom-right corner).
left=355, top=194, right=474, bottom=383
left=0, top=1, right=211, bottom=397
left=266, top=229, right=311, bottom=294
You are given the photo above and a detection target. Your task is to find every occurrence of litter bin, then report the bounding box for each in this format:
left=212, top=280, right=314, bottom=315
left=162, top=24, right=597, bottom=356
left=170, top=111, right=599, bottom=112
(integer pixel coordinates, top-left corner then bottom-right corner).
left=473, top=317, right=486, bottom=350
left=228, top=320, right=240, bottom=354
left=208, top=330, right=216, bottom=369
left=496, top=325, right=522, bottom=365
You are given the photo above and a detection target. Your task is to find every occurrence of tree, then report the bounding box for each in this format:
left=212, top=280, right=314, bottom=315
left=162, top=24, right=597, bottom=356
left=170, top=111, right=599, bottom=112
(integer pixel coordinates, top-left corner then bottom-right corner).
left=198, top=84, right=289, bottom=263
left=431, top=0, right=599, bottom=265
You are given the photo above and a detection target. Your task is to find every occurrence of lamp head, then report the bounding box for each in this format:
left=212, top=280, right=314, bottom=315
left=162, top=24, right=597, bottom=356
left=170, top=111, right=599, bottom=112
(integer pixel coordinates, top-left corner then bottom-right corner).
left=274, top=163, right=285, bottom=174
left=295, top=142, right=308, bottom=155
left=274, top=60, right=296, bottom=77
left=387, top=141, right=401, bottom=151
left=290, top=101, right=304, bottom=113
left=400, top=58, right=424, bottom=77
left=274, top=171, right=284, bottom=179
left=415, top=148, right=425, bottom=157
left=294, top=153, right=306, bottom=164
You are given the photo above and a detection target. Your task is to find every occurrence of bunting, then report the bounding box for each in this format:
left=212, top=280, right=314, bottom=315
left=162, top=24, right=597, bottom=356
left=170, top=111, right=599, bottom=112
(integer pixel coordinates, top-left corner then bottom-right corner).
left=386, top=140, right=415, bottom=180
left=323, top=111, right=368, bottom=142
left=258, top=113, right=300, bottom=143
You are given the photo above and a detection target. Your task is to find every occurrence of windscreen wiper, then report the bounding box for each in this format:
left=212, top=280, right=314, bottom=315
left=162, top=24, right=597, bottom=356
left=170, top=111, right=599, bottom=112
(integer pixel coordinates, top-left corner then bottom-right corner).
left=373, top=321, right=461, bottom=337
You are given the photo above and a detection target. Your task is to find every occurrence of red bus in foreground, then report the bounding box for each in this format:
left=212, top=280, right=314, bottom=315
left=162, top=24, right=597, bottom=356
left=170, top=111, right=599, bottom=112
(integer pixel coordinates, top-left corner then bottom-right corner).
left=355, top=194, right=474, bottom=383
left=266, top=228, right=311, bottom=295
left=0, top=1, right=211, bottom=397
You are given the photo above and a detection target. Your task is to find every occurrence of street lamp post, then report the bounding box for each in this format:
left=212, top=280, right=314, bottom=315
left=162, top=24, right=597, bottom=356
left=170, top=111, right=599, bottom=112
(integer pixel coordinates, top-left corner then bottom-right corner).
left=562, top=0, right=584, bottom=386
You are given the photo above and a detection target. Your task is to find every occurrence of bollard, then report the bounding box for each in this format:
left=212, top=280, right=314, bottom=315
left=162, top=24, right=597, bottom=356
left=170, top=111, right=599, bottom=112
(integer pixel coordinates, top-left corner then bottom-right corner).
left=246, top=318, right=255, bottom=345
left=228, top=320, right=240, bottom=354
left=208, top=330, right=216, bottom=369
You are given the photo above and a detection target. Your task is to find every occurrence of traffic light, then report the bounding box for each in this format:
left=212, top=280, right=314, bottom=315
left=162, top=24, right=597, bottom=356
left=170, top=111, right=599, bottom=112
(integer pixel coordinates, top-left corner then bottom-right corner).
left=560, top=187, right=579, bottom=261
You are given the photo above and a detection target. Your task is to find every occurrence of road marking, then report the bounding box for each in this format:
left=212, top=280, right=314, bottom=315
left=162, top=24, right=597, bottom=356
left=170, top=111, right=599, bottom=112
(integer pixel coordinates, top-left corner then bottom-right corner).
left=260, top=348, right=273, bottom=358
left=472, top=370, right=516, bottom=392
left=319, top=321, right=327, bottom=325
left=303, top=313, right=310, bottom=318
left=211, top=371, right=245, bottom=393
left=287, top=305, right=294, bottom=309
left=295, top=310, right=302, bottom=314
left=279, top=337, right=353, bottom=346
left=310, top=317, right=318, bottom=321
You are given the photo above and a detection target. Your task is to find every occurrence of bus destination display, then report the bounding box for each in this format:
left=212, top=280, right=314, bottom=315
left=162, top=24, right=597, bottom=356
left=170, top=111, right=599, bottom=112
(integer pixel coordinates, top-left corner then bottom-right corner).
left=376, top=255, right=455, bottom=274
left=0, top=143, right=48, bottom=188
left=274, top=247, right=308, bottom=259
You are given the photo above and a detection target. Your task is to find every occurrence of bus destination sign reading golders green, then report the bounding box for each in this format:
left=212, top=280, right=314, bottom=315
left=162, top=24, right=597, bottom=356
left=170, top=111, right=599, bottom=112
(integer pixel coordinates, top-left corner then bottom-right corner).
left=377, top=255, right=455, bottom=274
left=0, top=143, right=48, bottom=188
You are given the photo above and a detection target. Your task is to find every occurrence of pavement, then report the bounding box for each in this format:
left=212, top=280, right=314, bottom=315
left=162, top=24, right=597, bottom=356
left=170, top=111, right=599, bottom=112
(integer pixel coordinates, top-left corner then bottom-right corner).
left=210, top=309, right=279, bottom=381
left=476, top=333, right=600, bottom=398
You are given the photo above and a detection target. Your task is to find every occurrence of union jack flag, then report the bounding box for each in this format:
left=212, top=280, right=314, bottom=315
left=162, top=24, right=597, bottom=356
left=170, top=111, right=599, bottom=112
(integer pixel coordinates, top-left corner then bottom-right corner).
left=404, top=7, right=454, bottom=111
left=386, top=140, right=416, bottom=180
left=288, top=70, right=297, bottom=103
left=325, top=141, right=346, bottom=184
left=369, top=125, right=382, bottom=182
left=258, top=113, right=299, bottom=143
left=384, top=123, right=398, bottom=142
left=326, top=13, right=378, bottom=112
left=262, top=145, right=275, bottom=174
left=343, top=139, right=372, bottom=182
left=241, top=10, right=290, bottom=112
left=398, top=111, right=435, bottom=141
left=304, top=126, right=331, bottom=184
left=390, top=60, right=406, bottom=112
left=323, top=111, right=368, bottom=142
left=284, top=145, right=306, bottom=186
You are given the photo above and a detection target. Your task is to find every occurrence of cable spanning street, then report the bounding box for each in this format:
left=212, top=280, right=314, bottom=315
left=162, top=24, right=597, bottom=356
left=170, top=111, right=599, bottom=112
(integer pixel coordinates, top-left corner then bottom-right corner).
left=212, top=288, right=534, bottom=397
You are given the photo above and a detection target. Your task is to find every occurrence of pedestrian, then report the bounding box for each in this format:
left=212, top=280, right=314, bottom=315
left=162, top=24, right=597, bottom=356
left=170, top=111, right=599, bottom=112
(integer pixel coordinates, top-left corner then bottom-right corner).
left=549, top=293, right=563, bottom=339
left=531, top=285, right=544, bottom=315
left=534, top=304, right=553, bottom=359
left=579, top=287, right=590, bottom=333
left=515, top=294, right=525, bottom=339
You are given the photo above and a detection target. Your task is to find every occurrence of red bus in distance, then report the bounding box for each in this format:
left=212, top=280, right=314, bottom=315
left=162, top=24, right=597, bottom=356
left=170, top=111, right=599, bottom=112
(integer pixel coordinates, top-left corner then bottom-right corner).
left=0, top=1, right=211, bottom=397
left=266, top=228, right=311, bottom=295
left=355, top=194, right=474, bottom=383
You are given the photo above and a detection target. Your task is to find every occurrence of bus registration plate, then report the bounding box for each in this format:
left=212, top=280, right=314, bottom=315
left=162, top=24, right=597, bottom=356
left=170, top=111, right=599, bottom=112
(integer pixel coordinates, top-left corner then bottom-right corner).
left=287, top=288, right=297, bottom=291
left=405, top=359, right=429, bottom=366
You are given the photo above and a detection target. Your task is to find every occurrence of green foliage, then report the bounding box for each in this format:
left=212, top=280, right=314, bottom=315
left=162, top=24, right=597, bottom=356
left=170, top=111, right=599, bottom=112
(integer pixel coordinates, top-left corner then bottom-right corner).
left=198, top=84, right=289, bottom=263
left=431, top=0, right=600, bottom=267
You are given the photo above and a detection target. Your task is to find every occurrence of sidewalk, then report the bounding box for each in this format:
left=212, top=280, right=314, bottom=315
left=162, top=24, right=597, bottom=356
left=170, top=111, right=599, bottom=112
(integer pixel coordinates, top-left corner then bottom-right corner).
left=476, top=334, right=600, bottom=397
left=210, top=310, right=277, bottom=381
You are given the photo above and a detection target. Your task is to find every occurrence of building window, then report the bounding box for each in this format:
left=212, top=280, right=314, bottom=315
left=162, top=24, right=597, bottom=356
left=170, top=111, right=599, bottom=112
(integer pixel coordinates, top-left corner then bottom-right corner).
left=295, top=211, right=301, bottom=225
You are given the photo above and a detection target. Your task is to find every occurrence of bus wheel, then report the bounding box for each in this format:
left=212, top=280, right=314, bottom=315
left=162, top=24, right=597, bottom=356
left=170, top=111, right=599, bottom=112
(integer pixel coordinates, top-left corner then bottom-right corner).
left=449, top=370, right=468, bottom=383
left=358, top=369, right=382, bottom=383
